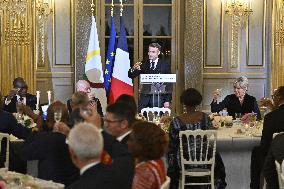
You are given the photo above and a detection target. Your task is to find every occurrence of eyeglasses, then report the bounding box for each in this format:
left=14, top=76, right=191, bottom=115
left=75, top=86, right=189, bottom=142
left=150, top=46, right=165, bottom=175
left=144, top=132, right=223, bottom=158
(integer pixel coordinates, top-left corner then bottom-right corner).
left=103, top=118, right=123, bottom=123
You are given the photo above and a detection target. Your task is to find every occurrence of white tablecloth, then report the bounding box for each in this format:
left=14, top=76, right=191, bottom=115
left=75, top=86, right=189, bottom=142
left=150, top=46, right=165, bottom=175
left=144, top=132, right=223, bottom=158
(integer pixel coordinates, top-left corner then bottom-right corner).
left=216, top=125, right=261, bottom=189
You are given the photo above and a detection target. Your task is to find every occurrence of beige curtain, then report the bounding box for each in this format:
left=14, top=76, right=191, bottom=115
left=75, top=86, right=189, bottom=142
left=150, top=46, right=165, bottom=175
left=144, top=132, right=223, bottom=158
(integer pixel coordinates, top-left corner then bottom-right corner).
left=272, top=0, right=284, bottom=90
left=0, top=0, right=35, bottom=96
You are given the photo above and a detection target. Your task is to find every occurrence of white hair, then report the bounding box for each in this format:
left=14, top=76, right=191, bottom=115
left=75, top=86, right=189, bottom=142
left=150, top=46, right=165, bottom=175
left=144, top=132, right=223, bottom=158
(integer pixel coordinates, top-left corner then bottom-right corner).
left=234, top=76, right=249, bottom=90
left=68, top=122, right=103, bottom=160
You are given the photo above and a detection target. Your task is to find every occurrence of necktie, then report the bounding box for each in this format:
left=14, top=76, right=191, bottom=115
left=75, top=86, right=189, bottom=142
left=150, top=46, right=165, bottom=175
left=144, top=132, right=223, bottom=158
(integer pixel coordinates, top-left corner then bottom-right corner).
left=19, top=96, right=24, bottom=102
left=150, top=61, right=154, bottom=70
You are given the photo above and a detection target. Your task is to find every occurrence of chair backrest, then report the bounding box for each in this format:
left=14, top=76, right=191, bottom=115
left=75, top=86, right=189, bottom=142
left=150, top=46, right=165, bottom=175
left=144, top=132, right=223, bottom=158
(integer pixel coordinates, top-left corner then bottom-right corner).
left=275, top=160, right=284, bottom=188
left=0, top=133, right=10, bottom=168
left=273, top=132, right=284, bottom=138
left=141, top=107, right=171, bottom=121
left=179, top=129, right=217, bottom=166
left=160, top=176, right=170, bottom=189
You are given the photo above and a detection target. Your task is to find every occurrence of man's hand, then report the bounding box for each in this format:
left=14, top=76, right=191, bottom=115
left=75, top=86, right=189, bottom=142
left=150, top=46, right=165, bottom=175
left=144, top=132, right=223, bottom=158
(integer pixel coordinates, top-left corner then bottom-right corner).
left=54, top=122, right=70, bottom=136
left=164, top=102, right=170, bottom=108
left=132, top=62, right=142, bottom=71
left=80, top=104, right=101, bottom=129
left=7, top=88, right=18, bottom=101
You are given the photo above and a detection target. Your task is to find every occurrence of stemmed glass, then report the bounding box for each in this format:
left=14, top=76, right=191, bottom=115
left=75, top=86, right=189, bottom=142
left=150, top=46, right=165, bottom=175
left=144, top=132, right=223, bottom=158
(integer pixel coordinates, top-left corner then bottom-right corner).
left=54, top=108, right=62, bottom=123
left=16, top=102, right=24, bottom=124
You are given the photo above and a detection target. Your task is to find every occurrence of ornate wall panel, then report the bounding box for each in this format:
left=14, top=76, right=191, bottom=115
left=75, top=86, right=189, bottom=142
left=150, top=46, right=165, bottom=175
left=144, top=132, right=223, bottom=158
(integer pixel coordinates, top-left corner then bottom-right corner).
left=272, top=0, right=284, bottom=89
left=36, top=0, right=74, bottom=103
left=184, top=0, right=204, bottom=93
left=202, top=0, right=269, bottom=110
left=74, top=0, right=92, bottom=82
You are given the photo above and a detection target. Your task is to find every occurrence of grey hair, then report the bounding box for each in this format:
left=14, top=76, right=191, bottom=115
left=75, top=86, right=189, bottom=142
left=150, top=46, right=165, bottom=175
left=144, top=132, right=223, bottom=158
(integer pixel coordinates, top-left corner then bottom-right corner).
left=234, top=76, right=249, bottom=90
left=68, top=123, right=103, bottom=160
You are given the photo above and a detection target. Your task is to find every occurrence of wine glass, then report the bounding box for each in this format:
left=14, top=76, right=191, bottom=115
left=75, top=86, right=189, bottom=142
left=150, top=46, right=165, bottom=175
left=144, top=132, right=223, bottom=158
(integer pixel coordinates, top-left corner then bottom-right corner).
left=54, top=108, right=62, bottom=123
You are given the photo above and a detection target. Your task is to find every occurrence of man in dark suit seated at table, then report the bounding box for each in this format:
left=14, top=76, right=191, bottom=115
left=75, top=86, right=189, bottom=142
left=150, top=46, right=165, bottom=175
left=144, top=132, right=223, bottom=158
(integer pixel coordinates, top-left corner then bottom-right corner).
left=0, top=92, right=32, bottom=172
left=250, top=86, right=284, bottom=189
left=66, top=122, right=134, bottom=189
left=263, top=133, right=284, bottom=189
left=67, top=80, right=103, bottom=117
left=104, top=102, right=136, bottom=148
left=3, top=77, right=37, bottom=113
left=128, top=43, right=172, bottom=112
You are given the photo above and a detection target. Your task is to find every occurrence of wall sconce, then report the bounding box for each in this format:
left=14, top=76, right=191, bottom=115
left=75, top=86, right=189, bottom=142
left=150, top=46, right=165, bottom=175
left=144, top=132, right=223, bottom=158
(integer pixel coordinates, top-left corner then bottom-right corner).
left=225, top=0, right=253, bottom=19
left=224, top=0, right=253, bottom=68
left=35, top=0, right=52, bottom=66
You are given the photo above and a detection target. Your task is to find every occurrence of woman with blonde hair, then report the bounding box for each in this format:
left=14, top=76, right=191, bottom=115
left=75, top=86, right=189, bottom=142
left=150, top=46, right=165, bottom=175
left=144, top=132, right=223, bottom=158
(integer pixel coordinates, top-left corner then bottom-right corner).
left=211, top=76, right=261, bottom=119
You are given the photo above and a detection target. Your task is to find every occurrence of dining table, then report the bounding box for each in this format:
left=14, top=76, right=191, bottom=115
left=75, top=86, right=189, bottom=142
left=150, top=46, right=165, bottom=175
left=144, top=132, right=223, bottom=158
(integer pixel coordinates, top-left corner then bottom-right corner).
left=216, top=123, right=262, bottom=189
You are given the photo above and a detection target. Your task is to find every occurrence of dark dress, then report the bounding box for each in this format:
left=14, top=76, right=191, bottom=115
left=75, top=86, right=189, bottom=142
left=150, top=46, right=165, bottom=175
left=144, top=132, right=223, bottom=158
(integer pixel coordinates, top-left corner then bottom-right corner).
left=167, top=113, right=226, bottom=189
left=210, top=93, right=261, bottom=119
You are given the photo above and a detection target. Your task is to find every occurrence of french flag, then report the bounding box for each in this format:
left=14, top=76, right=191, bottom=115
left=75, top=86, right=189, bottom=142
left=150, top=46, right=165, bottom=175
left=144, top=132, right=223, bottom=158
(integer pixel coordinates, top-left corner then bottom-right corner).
left=108, top=16, right=133, bottom=103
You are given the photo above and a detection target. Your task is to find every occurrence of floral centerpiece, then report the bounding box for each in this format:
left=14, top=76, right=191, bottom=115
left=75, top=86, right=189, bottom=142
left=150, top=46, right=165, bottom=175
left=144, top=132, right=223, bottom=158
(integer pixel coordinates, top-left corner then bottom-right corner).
left=159, top=115, right=172, bottom=133
left=13, top=113, right=35, bottom=128
left=0, top=168, right=64, bottom=189
left=241, top=113, right=257, bottom=124
left=209, top=113, right=233, bottom=128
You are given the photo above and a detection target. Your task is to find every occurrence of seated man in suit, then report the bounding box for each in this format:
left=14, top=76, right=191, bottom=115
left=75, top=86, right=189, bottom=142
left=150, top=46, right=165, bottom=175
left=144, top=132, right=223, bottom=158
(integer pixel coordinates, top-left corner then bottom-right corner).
left=128, top=43, right=172, bottom=111
left=66, top=122, right=134, bottom=189
left=250, top=86, right=284, bottom=189
left=3, top=77, right=37, bottom=113
left=263, top=133, right=284, bottom=189
left=104, top=102, right=136, bottom=148
left=67, top=80, right=103, bottom=117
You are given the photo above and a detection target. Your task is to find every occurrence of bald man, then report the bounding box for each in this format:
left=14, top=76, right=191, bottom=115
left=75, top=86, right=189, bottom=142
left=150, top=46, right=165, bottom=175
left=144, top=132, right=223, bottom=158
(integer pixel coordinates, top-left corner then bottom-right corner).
left=67, top=80, right=103, bottom=116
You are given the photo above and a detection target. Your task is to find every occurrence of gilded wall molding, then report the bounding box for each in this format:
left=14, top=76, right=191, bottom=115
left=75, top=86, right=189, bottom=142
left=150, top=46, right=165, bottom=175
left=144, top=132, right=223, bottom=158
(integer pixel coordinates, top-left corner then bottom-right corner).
left=184, top=0, right=204, bottom=92
left=75, top=0, right=93, bottom=82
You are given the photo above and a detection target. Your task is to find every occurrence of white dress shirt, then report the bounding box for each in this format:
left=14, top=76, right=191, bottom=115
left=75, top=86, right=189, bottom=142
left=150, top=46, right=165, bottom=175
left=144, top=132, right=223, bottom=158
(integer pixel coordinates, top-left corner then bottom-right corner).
left=5, top=95, right=26, bottom=105
left=116, top=130, right=131, bottom=142
left=150, top=58, right=159, bottom=70
left=80, top=161, right=100, bottom=175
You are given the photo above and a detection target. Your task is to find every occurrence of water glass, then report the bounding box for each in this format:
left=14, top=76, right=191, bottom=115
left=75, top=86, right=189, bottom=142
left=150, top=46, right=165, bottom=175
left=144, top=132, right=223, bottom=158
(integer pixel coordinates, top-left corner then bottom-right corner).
left=235, top=113, right=242, bottom=121
left=54, top=108, right=62, bottom=123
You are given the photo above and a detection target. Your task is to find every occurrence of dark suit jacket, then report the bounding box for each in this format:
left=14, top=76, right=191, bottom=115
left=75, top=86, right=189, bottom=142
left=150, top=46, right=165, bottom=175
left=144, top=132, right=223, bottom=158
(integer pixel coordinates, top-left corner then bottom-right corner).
left=120, top=133, right=130, bottom=149
left=210, top=93, right=261, bottom=119
left=67, top=97, right=103, bottom=117
left=128, top=58, right=172, bottom=102
left=263, top=133, right=284, bottom=189
left=3, top=93, right=37, bottom=113
left=101, top=131, right=134, bottom=189
left=67, top=131, right=134, bottom=189
left=66, top=163, right=117, bottom=189
left=260, top=104, right=284, bottom=155
left=0, top=111, right=31, bottom=139
left=20, top=132, right=79, bottom=186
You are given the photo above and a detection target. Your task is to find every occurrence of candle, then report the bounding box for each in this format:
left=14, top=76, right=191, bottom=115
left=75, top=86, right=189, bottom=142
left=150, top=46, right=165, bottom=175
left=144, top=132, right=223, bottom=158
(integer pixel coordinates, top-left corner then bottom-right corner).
left=249, top=0, right=252, bottom=9
left=36, top=91, right=40, bottom=110
left=47, top=91, right=51, bottom=105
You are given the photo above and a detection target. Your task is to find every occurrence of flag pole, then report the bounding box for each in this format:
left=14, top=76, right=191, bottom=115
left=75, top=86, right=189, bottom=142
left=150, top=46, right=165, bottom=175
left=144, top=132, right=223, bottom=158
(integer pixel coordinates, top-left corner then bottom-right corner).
left=91, top=0, right=96, bottom=16
left=111, top=0, right=114, bottom=17
left=120, top=0, right=123, bottom=16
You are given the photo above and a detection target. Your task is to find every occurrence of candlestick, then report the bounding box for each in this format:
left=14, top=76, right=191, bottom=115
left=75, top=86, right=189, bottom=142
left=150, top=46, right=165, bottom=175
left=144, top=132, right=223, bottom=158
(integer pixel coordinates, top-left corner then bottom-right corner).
left=36, top=91, right=40, bottom=110
left=47, top=91, right=51, bottom=105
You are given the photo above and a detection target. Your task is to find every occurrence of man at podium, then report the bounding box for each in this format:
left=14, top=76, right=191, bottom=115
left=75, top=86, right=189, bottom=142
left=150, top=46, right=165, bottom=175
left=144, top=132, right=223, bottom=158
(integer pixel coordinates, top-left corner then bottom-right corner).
left=128, top=43, right=172, bottom=111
